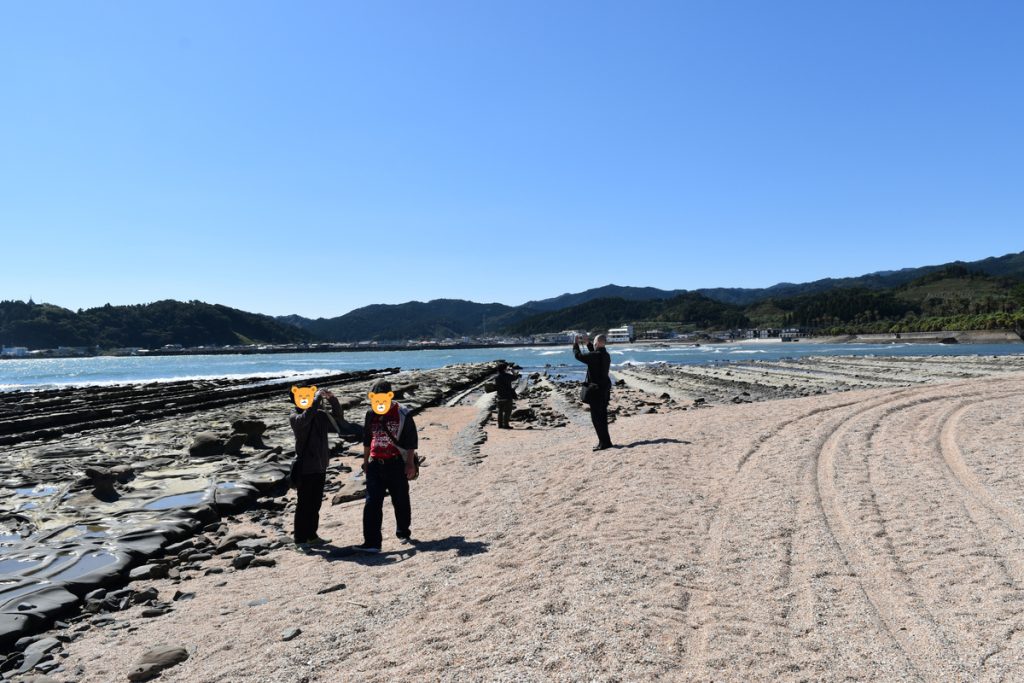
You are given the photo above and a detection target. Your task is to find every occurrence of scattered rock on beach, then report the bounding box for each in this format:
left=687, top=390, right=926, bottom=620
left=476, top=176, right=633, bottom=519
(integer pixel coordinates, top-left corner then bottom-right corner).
left=127, top=645, right=189, bottom=681
left=281, top=627, right=301, bottom=641
left=188, top=432, right=225, bottom=458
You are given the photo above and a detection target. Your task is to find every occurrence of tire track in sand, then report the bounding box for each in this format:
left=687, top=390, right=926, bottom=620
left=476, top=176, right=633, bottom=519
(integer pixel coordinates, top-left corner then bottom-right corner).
left=814, top=385, right=1022, bottom=679
left=682, top=390, right=918, bottom=678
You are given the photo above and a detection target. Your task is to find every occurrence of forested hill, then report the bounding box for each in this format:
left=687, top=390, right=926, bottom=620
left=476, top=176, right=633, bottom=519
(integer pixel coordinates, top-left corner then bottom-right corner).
left=0, top=300, right=311, bottom=350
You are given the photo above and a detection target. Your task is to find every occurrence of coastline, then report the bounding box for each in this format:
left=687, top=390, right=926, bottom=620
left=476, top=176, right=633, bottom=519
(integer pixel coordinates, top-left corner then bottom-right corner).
left=5, top=354, right=1023, bottom=680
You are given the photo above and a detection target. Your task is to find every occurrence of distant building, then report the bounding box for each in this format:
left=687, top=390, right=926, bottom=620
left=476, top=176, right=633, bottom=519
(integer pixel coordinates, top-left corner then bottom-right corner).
left=607, top=325, right=634, bottom=343
left=1, top=346, right=29, bottom=357
left=640, top=329, right=669, bottom=340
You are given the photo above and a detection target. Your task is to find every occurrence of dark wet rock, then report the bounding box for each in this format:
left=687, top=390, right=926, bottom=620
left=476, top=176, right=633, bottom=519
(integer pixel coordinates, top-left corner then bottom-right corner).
left=84, top=466, right=118, bottom=500
left=172, top=591, right=195, bottom=602
left=250, top=557, right=276, bottom=568
left=188, top=432, right=224, bottom=458
left=15, top=636, right=62, bottom=674
left=223, top=434, right=246, bottom=455
left=281, top=627, right=301, bottom=641
left=140, top=607, right=170, bottom=618
left=232, top=419, right=267, bottom=448
left=129, top=565, right=168, bottom=581
left=134, top=587, right=159, bottom=604
left=186, top=552, right=212, bottom=562
left=127, top=645, right=189, bottom=681
left=111, top=465, right=135, bottom=483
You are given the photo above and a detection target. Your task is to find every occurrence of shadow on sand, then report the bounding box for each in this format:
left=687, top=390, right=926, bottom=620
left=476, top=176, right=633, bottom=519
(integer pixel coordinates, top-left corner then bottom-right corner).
left=617, top=438, right=692, bottom=449
left=312, top=535, right=490, bottom=566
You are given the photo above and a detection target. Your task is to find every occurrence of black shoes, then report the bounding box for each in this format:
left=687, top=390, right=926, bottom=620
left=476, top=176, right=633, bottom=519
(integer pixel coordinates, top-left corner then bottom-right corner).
left=592, top=443, right=614, bottom=451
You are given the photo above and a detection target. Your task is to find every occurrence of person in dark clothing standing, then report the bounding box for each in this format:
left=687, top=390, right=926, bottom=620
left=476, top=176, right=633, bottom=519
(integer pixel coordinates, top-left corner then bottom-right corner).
left=355, top=378, right=419, bottom=553
left=573, top=333, right=613, bottom=451
left=289, top=386, right=344, bottom=550
left=494, top=362, right=519, bottom=429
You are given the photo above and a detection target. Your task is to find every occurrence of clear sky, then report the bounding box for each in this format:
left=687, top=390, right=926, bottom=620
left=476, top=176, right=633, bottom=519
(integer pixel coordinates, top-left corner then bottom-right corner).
left=1, top=1, right=1021, bottom=318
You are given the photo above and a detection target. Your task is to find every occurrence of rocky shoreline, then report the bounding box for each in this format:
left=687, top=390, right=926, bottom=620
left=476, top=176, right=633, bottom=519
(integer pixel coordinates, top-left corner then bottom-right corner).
left=0, top=363, right=502, bottom=663
left=4, top=354, right=1024, bottom=680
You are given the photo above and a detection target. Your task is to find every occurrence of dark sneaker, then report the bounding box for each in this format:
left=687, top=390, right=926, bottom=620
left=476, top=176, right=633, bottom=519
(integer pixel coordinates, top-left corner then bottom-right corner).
left=353, top=543, right=380, bottom=554
left=397, top=534, right=415, bottom=545
left=308, top=536, right=331, bottom=547
left=294, top=543, right=312, bottom=554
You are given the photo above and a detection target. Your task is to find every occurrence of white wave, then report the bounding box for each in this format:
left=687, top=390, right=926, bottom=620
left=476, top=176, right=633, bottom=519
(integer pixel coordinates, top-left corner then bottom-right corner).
left=0, top=367, right=346, bottom=393
left=538, top=350, right=563, bottom=356
left=728, top=350, right=767, bottom=354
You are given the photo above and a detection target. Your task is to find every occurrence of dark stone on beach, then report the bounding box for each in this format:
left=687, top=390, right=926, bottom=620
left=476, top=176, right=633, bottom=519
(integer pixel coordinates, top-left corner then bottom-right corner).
left=281, top=627, right=301, bottom=641
left=140, top=607, right=170, bottom=618
left=134, top=587, right=159, bottom=604
left=660, top=392, right=671, bottom=399
left=111, top=465, right=135, bottom=483
left=84, top=466, right=118, bottom=499
left=215, top=532, right=257, bottom=554
left=249, top=557, right=276, bottom=568
left=172, top=591, right=195, bottom=602
left=232, top=554, right=254, bottom=570
left=316, top=582, right=346, bottom=595
left=232, top=419, right=267, bottom=447
left=510, top=408, right=536, bottom=422
left=332, top=489, right=366, bottom=505
left=223, top=434, right=246, bottom=455
left=188, top=432, right=225, bottom=458
left=127, top=645, right=189, bottom=681
left=129, top=564, right=168, bottom=581
left=15, top=636, right=62, bottom=674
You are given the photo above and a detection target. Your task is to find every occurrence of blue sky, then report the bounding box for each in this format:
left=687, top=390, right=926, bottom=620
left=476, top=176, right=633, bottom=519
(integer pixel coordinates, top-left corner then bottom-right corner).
left=1, top=1, right=1021, bottom=318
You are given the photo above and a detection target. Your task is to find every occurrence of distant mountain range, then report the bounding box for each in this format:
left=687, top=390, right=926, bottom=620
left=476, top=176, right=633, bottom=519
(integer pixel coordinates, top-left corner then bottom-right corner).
left=278, top=250, right=1024, bottom=341
left=2, top=251, right=1022, bottom=349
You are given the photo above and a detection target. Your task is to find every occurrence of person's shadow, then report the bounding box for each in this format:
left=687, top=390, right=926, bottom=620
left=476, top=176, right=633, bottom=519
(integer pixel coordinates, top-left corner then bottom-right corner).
left=313, top=536, right=489, bottom=565
left=617, top=438, right=691, bottom=449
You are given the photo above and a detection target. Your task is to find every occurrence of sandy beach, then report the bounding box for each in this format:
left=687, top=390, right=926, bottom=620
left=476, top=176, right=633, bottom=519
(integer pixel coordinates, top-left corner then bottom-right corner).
left=5, top=355, right=1024, bottom=682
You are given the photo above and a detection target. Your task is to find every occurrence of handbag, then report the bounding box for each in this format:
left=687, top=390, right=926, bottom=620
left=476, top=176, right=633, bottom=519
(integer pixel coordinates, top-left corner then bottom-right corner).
left=580, top=382, right=600, bottom=404
left=376, top=414, right=423, bottom=480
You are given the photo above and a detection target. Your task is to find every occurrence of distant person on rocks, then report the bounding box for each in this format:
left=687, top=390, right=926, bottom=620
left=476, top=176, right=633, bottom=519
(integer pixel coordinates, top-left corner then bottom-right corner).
left=494, top=362, right=519, bottom=429
left=573, top=333, right=613, bottom=451
left=289, top=386, right=345, bottom=550
left=355, top=378, right=419, bottom=553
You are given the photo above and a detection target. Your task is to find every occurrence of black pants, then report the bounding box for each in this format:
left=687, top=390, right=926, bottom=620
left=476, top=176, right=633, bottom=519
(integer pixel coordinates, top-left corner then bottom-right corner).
left=590, top=397, right=612, bottom=447
left=294, top=472, right=327, bottom=543
left=496, top=399, right=514, bottom=427
left=363, top=458, right=411, bottom=547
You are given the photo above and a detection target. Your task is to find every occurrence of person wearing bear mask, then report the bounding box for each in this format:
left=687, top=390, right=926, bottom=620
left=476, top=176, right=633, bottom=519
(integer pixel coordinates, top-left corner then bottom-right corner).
left=354, top=378, right=419, bottom=553
left=289, top=385, right=344, bottom=550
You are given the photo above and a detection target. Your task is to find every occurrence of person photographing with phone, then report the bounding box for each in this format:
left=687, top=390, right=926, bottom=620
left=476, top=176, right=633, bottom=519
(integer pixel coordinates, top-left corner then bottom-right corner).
left=573, top=333, right=614, bottom=451
left=289, top=386, right=344, bottom=550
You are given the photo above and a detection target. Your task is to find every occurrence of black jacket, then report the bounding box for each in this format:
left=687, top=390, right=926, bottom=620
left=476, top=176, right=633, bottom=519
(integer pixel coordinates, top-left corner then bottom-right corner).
left=573, top=342, right=612, bottom=391
left=290, top=395, right=343, bottom=475
left=495, top=370, right=518, bottom=400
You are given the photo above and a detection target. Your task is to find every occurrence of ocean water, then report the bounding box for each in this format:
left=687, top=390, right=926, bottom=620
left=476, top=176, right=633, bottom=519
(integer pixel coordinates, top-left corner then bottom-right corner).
left=1, top=342, right=1022, bottom=392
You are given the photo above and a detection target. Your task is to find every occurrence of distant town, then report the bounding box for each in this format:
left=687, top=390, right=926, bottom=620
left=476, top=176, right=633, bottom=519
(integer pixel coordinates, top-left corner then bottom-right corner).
left=0, top=324, right=809, bottom=359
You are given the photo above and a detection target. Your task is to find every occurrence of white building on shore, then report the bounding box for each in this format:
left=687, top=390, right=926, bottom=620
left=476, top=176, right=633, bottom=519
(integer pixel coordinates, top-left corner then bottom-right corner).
left=1, top=346, right=29, bottom=357
left=606, top=325, right=634, bottom=343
